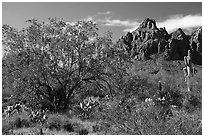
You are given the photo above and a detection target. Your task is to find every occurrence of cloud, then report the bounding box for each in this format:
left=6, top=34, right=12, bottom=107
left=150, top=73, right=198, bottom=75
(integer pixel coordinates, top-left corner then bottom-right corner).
left=124, top=14, right=202, bottom=33
left=123, top=26, right=139, bottom=32
left=83, top=11, right=112, bottom=22
left=102, top=18, right=140, bottom=27
left=96, top=18, right=140, bottom=33
left=97, top=11, right=112, bottom=15
left=157, top=14, right=202, bottom=33
left=84, top=14, right=202, bottom=34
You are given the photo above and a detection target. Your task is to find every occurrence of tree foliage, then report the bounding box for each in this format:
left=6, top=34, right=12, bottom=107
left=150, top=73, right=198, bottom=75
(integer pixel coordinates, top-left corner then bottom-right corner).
left=2, top=18, right=130, bottom=112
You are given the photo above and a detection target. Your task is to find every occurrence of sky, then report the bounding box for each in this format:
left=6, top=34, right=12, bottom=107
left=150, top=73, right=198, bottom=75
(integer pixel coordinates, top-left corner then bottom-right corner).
left=2, top=2, right=202, bottom=42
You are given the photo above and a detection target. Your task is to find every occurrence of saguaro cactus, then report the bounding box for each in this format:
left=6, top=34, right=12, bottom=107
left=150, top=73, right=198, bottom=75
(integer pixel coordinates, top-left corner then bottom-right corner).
left=183, top=50, right=196, bottom=92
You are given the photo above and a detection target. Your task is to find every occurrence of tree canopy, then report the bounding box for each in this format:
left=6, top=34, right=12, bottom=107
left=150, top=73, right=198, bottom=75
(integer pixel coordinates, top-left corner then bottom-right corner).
left=2, top=18, right=131, bottom=112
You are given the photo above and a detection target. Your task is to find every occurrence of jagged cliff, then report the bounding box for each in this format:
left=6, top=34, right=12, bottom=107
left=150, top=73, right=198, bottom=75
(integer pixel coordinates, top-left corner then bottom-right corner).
left=115, top=18, right=202, bottom=65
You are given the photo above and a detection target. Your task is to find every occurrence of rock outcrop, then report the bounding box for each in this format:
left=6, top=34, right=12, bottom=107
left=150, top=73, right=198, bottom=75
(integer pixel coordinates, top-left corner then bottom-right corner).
left=164, top=28, right=190, bottom=60
left=189, top=27, right=202, bottom=65
left=116, top=18, right=169, bottom=60
left=116, top=18, right=202, bottom=64
left=190, top=27, right=202, bottom=53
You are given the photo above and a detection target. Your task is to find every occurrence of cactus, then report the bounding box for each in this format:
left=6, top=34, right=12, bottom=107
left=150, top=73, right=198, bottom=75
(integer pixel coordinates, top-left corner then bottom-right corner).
left=39, top=128, right=43, bottom=135
left=141, top=52, right=146, bottom=60
left=183, top=50, right=196, bottom=92
left=158, top=81, right=162, bottom=91
left=184, top=50, right=193, bottom=75
left=158, top=41, right=161, bottom=54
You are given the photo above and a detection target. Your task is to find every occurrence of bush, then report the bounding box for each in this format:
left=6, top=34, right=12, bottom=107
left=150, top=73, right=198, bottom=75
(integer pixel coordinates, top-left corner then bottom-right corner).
left=164, top=110, right=202, bottom=135
left=46, top=114, right=65, bottom=131
left=14, top=117, right=22, bottom=128
left=184, top=94, right=201, bottom=113
left=78, top=128, right=89, bottom=135
left=2, top=122, right=12, bottom=135
left=12, top=117, right=31, bottom=129
left=97, top=95, right=202, bottom=135
left=62, top=121, right=74, bottom=132
left=92, top=124, right=101, bottom=132
left=47, top=122, right=61, bottom=131
left=45, top=114, right=81, bottom=132
left=2, top=114, right=32, bottom=133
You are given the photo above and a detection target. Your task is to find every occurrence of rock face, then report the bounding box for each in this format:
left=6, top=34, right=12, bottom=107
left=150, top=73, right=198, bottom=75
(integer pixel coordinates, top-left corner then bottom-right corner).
left=164, top=28, right=190, bottom=60
left=116, top=18, right=202, bottom=64
left=189, top=27, right=202, bottom=65
left=116, top=18, right=170, bottom=60
left=190, top=27, right=202, bottom=53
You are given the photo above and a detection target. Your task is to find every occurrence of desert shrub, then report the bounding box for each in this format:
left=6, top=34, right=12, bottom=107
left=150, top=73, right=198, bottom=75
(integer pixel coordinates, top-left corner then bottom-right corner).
left=92, top=72, right=200, bottom=134
left=47, top=122, right=61, bottom=131
left=14, top=117, right=22, bottom=128
left=97, top=96, right=202, bottom=135
left=94, top=91, right=193, bottom=135
left=2, top=121, right=13, bottom=135
left=62, top=121, right=74, bottom=132
left=2, top=116, right=31, bottom=135
left=47, top=113, right=68, bottom=123
left=117, top=75, right=156, bottom=102
left=154, top=86, right=184, bottom=109
left=2, top=113, right=32, bottom=134
left=164, top=110, right=202, bottom=135
left=12, top=117, right=31, bottom=129
left=183, top=94, right=201, bottom=113
left=46, top=114, right=68, bottom=130
left=96, top=101, right=163, bottom=134
left=45, top=114, right=82, bottom=132
left=78, top=128, right=89, bottom=135
left=92, top=124, right=101, bottom=132
left=96, top=121, right=112, bottom=133
left=2, top=117, right=16, bottom=132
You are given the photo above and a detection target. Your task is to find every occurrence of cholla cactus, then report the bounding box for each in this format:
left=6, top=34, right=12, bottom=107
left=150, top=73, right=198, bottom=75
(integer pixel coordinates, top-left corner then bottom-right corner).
left=183, top=50, right=196, bottom=92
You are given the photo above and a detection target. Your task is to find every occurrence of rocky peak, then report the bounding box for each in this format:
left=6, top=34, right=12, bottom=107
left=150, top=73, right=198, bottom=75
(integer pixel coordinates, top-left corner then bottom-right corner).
left=137, top=18, right=158, bottom=30
left=171, top=28, right=187, bottom=40
left=116, top=18, right=201, bottom=64
left=116, top=18, right=169, bottom=60
left=190, top=27, right=202, bottom=44
left=189, top=27, right=202, bottom=64
left=129, top=18, right=169, bottom=43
